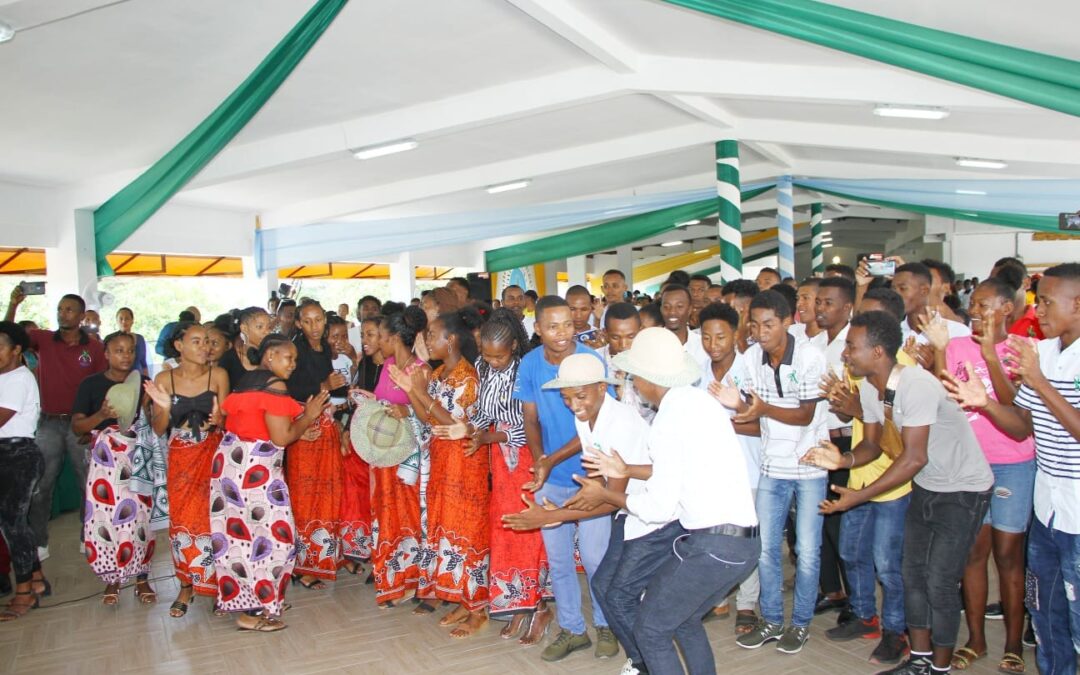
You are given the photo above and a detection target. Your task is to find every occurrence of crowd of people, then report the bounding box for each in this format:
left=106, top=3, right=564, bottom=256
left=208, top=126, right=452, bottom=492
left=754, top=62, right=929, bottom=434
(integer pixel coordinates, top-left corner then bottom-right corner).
left=0, top=256, right=1077, bottom=675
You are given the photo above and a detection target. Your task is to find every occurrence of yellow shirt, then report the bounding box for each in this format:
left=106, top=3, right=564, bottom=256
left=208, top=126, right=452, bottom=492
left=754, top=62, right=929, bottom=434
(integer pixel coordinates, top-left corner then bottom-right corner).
left=847, top=350, right=915, bottom=503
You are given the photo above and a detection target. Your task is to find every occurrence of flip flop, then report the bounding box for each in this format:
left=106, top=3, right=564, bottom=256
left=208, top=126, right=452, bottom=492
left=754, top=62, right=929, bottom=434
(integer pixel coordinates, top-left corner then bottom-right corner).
left=998, top=652, right=1025, bottom=674
left=952, top=647, right=986, bottom=670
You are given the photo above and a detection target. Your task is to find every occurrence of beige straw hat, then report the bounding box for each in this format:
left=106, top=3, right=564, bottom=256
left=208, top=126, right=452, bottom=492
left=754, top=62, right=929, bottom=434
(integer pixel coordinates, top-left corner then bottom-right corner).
left=611, top=327, right=702, bottom=388
left=349, top=401, right=417, bottom=468
left=542, top=353, right=619, bottom=389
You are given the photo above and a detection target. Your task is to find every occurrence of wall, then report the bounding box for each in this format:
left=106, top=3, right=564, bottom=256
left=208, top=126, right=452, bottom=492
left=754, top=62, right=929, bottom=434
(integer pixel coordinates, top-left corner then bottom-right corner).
left=926, top=217, right=1080, bottom=278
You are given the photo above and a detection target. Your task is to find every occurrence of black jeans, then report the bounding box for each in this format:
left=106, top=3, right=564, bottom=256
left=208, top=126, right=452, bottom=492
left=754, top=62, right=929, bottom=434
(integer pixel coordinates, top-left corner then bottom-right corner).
left=591, top=517, right=685, bottom=666
left=902, top=484, right=991, bottom=648
left=635, top=530, right=760, bottom=675
left=0, top=438, right=45, bottom=583
left=820, top=436, right=851, bottom=596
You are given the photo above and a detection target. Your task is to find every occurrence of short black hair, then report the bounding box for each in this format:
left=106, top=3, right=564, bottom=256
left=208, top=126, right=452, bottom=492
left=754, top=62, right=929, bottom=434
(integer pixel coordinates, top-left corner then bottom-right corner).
left=164, top=321, right=200, bottom=359
left=664, top=270, right=691, bottom=288
left=721, top=279, right=758, bottom=300
left=708, top=283, right=723, bottom=290
left=749, top=289, right=792, bottom=320
left=851, top=310, right=903, bottom=358
left=358, top=295, right=382, bottom=308
left=978, top=277, right=1018, bottom=304
left=103, top=331, right=135, bottom=350
left=178, top=310, right=196, bottom=322
left=758, top=267, right=781, bottom=280
left=381, top=301, right=406, bottom=316
left=60, top=293, right=86, bottom=312
left=660, top=283, right=691, bottom=302
left=698, top=302, right=740, bottom=331
left=638, top=302, right=663, bottom=326
left=524, top=290, right=538, bottom=301
left=894, top=262, right=933, bottom=286
left=993, top=257, right=1026, bottom=273
left=116, top=307, right=134, bottom=318
left=992, top=260, right=1026, bottom=293
left=817, top=276, right=856, bottom=304
left=602, top=269, right=626, bottom=280
left=1043, top=262, right=1080, bottom=283
left=535, top=295, right=569, bottom=321
left=824, top=263, right=856, bottom=282
left=921, top=259, right=956, bottom=286
left=448, top=277, right=471, bottom=297
left=798, top=277, right=821, bottom=289
left=603, top=302, right=639, bottom=329
left=772, top=284, right=798, bottom=316
left=0, top=321, right=30, bottom=353
left=862, top=287, right=905, bottom=321
left=565, top=284, right=591, bottom=299
left=689, top=274, right=712, bottom=285
left=501, top=284, right=523, bottom=300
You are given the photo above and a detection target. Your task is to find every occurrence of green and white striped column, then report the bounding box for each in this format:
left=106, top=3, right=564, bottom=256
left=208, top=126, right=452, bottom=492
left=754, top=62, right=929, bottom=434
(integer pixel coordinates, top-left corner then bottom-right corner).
left=715, top=140, right=742, bottom=282
left=810, top=202, right=825, bottom=275
left=776, top=174, right=795, bottom=279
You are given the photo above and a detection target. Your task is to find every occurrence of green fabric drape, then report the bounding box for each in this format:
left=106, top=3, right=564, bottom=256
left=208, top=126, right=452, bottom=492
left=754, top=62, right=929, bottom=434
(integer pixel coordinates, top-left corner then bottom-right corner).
left=697, top=244, right=790, bottom=278
left=662, top=0, right=1080, bottom=118
left=93, top=0, right=348, bottom=275
left=793, top=182, right=1059, bottom=233
left=484, top=185, right=773, bottom=272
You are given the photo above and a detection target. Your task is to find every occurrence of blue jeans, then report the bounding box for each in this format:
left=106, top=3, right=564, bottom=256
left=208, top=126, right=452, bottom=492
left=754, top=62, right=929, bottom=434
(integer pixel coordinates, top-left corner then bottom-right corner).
left=592, top=516, right=685, bottom=665
left=984, top=460, right=1036, bottom=534
left=839, top=494, right=910, bottom=633
left=538, top=483, right=611, bottom=634
left=635, top=531, right=760, bottom=675
left=756, top=475, right=827, bottom=627
left=1027, top=515, right=1080, bottom=675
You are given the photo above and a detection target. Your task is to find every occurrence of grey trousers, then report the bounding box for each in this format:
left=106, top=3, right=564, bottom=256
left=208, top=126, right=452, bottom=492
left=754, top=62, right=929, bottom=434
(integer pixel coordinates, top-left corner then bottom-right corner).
left=29, top=416, right=88, bottom=548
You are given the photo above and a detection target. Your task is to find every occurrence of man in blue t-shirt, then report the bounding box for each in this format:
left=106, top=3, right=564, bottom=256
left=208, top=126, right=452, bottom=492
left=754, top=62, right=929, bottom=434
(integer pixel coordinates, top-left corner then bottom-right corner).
left=513, top=295, right=614, bottom=663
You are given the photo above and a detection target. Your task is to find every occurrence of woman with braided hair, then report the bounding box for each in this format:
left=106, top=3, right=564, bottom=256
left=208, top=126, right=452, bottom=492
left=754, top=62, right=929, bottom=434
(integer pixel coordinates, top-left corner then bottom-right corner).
left=433, top=308, right=553, bottom=643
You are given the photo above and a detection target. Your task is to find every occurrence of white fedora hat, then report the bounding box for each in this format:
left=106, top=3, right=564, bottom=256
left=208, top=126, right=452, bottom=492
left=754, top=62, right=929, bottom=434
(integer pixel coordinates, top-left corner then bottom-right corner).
left=542, top=353, right=619, bottom=389
left=612, top=327, right=702, bottom=388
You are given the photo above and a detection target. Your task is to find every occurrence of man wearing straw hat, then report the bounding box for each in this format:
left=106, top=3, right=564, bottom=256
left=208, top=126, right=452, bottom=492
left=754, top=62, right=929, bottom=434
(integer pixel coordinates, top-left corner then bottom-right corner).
left=569, top=326, right=760, bottom=675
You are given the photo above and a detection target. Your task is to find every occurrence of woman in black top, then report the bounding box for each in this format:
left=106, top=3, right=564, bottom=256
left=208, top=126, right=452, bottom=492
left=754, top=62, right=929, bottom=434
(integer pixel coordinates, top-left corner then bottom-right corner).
left=354, top=315, right=385, bottom=393
left=218, top=307, right=271, bottom=392
left=71, top=332, right=156, bottom=607
left=146, top=322, right=229, bottom=617
left=285, top=300, right=347, bottom=589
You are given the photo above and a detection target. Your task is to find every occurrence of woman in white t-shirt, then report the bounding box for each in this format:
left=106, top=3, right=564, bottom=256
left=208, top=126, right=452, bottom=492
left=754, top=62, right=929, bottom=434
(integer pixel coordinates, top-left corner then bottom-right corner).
left=0, top=321, right=50, bottom=622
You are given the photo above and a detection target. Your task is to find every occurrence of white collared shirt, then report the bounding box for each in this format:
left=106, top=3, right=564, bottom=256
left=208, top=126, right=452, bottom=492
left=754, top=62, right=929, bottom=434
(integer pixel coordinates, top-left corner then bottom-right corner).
left=697, top=352, right=761, bottom=489
left=744, top=335, right=828, bottom=480
left=1015, top=337, right=1080, bottom=534
left=810, top=323, right=851, bottom=431
left=625, top=386, right=757, bottom=530
left=575, top=394, right=666, bottom=541
left=682, top=329, right=709, bottom=383
left=901, top=317, right=971, bottom=346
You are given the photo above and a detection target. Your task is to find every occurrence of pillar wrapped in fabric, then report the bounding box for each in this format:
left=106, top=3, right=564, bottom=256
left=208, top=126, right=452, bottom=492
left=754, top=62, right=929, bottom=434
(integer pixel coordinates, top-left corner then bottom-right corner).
left=810, top=202, right=825, bottom=275
left=776, top=175, right=795, bottom=279
left=715, top=140, right=743, bottom=282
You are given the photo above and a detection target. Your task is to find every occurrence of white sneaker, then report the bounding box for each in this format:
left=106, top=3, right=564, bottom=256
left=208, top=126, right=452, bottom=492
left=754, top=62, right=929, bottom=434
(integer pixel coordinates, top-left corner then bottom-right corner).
left=619, top=658, right=640, bottom=675
left=36, top=546, right=49, bottom=561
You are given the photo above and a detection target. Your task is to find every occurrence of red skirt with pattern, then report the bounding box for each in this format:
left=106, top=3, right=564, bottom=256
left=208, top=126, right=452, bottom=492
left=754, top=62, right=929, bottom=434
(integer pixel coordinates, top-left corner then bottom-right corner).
left=339, top=446, right=373, bottom=563
left=285, top=415, right=343, bottom=580
left=168, top=429, right=223, bottom=597
left=371, top=466, right=422, bottom=604
left=417, top=436, right=490, bottom=611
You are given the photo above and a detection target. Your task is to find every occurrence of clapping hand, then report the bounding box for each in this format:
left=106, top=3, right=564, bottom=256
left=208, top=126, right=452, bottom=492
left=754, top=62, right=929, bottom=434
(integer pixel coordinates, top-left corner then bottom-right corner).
left=732, top=390, right=766, bottom=424
left=1004, top=335, right=1044, bottom=388
left=563, top=475, right=610, bottom=511
left=581, top=448, right=628, bottom=479
left=143, top=380, right=172, bottom=411
left=940, top=361, right=990, bottom=409
left=800, top=441, right=845, bottom=471
left=916, top=310, right=950, bottom=352
left=708, top=377, right=744, bottom=410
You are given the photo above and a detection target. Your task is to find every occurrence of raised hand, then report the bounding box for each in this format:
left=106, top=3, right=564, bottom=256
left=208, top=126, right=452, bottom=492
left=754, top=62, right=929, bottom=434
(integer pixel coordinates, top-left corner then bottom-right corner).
left=941, top=362, right=990, bottom=409
left=563, top=474, right=609, bottom=511
left=304, top=390, right=331, bottom=418
left=432, top=421, right=469, bottom=440
left=581, top=448, right=628, bottom=479
left=387, top=364, right=413, bottom=393
left=732, top=390, right=765, bottom=424
left=825, top=377, right=861, bottom=419
left=708, top=377, right=744, bottom=410
left=800, top=441, right=845, bottom=471
left=143, top=380, right=172, bottom=411
left=1005, top=335, right=1045, bottom=388
left=917, top=311, right=950, bottom=351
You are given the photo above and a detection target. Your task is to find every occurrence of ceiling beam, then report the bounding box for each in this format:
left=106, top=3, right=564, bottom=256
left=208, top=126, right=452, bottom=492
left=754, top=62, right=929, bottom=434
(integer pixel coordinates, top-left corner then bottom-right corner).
left=504, top=0, right=639, bottom=73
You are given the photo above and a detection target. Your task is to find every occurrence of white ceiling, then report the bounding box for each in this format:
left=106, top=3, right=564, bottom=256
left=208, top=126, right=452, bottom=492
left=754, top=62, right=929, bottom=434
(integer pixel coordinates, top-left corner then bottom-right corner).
left=1, top=0, right=1078, bottom=261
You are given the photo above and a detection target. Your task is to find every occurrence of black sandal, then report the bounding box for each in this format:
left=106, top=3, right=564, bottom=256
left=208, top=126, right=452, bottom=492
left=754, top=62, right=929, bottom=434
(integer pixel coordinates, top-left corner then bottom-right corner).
left=0, top=591, right=39, bottom=621
left=169, top=585, right=193, bottom=618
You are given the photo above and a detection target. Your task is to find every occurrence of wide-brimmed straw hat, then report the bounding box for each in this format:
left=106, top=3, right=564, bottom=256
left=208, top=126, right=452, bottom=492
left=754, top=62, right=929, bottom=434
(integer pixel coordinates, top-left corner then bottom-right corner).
left=349, top=401, right=417, bottom=468
left=612, top=327, right=702, bottom=388
left=105, top=370, right=142, bottom=431
left=542, top=353, right=620, bottom=389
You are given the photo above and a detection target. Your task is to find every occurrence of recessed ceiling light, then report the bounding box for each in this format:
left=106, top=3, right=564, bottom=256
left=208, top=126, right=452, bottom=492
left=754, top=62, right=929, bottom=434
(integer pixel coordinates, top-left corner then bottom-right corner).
left=822, top=243, right=834, bottom=248
left=661, top=240, right=684, bottom=247
left=831, top=255, right=842, bottom=264
left=678, top=219, right=701, bottom=227
left=954, top=189, right=987, bottom=195
left=486, top=179, right=531, bottom=194
left=820, top=230, right=832, bottom=236
left=873, top=104, right=950, bottom=120
left=956, top=157, right=1007, bottom=169
left=351, top=139, right=418, bottom=160
left=0, top=21, right=13, bottom=44
left=694, top=249, right=711, bottom=254
left=821, top=219, right=833, bottom=224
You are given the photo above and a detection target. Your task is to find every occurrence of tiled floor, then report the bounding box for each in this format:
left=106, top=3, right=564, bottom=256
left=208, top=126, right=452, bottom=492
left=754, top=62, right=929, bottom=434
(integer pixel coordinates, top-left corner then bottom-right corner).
left=0, top=513, right=1015, bottom=674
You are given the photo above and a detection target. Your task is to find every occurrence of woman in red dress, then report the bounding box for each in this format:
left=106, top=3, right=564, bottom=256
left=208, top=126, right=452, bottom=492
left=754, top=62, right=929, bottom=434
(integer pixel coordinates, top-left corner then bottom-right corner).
left=391, top=308, right=489, bottom=639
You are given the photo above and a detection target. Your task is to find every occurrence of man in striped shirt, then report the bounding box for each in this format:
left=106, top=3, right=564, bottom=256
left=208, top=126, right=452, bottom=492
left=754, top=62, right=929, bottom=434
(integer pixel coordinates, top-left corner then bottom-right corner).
left=944, top=263, right=1080, bottom=675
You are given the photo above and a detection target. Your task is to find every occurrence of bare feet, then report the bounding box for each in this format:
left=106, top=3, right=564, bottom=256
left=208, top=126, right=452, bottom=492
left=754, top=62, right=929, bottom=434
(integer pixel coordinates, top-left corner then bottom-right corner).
left=439, top=604, right=469, bottom=626
left=520, top=606, right=553, bottom=646
left=500, top=613, right=528, bottom=639
left=450, top=611, right=488, bottom=639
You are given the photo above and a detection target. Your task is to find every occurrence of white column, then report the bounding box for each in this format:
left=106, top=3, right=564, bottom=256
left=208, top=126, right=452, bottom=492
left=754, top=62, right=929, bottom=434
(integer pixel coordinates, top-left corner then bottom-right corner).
left=566, top=255, right=587, bottom=288
left=45, top=209, right=98, bottom=308
left=241, top=256, right=278, bottom=307
left=616, top=245, right=634, bottom=282
left=544, top=262, right=559, bottom=297
left=389, top=251, right=416, bottom=303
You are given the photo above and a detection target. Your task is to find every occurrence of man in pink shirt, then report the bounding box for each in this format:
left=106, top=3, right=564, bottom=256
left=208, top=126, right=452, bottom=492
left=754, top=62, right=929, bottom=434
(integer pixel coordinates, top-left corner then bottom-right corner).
left=928, top=277, right=1035, bottom=673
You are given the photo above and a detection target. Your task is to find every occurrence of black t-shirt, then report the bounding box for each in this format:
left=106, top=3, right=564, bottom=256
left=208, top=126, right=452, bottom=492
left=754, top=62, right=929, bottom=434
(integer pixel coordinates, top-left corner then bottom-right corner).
left=72, top=372, right=147, bottom=431
left=219, top=349, right=248, bottom=393
left=287, top=338, right=332, bottom=403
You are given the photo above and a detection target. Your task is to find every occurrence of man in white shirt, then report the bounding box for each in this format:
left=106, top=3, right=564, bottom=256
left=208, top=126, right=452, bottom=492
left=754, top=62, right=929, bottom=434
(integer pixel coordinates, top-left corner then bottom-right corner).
left=893, top=262, right=970, bottom=346
left=595, top=269, right=629, bottom=329
left=659, top=284, right=708, bottom=378
left=944, top=263, right=1080, bottom=675
left=595, top=302, right=652, bottom=422
left=722, top=290, right=829, bottom=655
left=568, top=327, right=758, bottom=675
